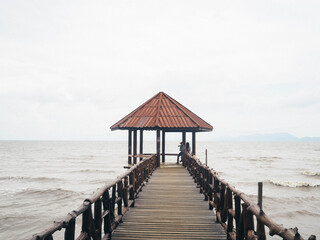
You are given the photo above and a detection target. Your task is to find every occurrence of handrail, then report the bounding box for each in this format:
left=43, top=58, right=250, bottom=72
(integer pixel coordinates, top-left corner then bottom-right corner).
left=182, top=152, right=311, bottom=240
left=29, top=155, right=157, bottom=240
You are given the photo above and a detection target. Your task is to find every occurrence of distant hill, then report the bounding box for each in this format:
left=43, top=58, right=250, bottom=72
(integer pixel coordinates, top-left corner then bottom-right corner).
left=216, top=133, right=320, bottom=142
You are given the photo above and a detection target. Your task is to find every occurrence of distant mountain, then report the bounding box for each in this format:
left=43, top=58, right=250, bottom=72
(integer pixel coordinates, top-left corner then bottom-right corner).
left=216, top=133, right=320, bottom=142
left=299, top=137, right=320, bottom=142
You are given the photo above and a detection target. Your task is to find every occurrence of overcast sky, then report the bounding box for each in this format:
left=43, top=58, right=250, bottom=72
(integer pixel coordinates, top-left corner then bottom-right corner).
left=1, top=0, right=319, bottom=141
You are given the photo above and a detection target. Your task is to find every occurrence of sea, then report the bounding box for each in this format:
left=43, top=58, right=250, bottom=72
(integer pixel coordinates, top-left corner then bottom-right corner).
left=0, top=141, right=319, bottom=240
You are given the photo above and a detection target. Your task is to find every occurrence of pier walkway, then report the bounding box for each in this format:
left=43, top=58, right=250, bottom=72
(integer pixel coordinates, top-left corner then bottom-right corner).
left=112, top=164, right=225, bottom=240
left=29, top=154, right=308, bottom=240
left=29, top=92, right=309, bottom=240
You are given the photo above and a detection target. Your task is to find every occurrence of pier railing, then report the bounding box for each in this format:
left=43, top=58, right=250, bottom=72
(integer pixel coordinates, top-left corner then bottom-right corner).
left=183, top=153, right=306, bottom=240
left=30, top=155, right=157, bottom=240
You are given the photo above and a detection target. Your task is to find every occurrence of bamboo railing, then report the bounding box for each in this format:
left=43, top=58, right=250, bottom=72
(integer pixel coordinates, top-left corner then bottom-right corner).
left=182, top=153, right=309, bottom=240
left=29, top=155, right=157, bottom=240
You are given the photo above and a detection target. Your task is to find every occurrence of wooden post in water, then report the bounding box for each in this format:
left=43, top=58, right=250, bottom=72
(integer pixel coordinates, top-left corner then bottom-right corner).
left=139, top=130, right=143, bottom=161
left=258, top=182, right=263, bottom=209
left=128, top=130, right=132, bottom=165
left=192, top=131, right=196, bottom=155
left=162, top=130, right=165, bottom=163
left=133, top=130, right=137, bottom=164
left=205, top=149, right=208, bottom=166
left=156, top=129, right=160, bottom=167
left=257, top=182, right=266, bottom=240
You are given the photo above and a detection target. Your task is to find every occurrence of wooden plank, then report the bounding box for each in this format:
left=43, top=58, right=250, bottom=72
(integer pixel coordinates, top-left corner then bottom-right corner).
left=111, top=164, right=225, bottom=240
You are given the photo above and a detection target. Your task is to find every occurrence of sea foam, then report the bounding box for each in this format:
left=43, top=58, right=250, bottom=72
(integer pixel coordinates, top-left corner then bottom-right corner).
left=269, top=179, right=320, bottom=187
left=302, top=171, right=320, bottom=176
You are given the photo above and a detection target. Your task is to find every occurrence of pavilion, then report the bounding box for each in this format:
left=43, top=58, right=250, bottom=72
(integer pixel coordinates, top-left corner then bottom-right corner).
left=110, top=92, right=213, bottom=166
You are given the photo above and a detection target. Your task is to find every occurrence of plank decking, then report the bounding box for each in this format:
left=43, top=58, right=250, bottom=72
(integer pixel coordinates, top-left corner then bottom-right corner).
left=111, top=164, right=225, bottom=240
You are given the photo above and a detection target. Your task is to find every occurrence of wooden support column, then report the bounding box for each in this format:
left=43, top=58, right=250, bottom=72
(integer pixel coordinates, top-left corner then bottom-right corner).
left=156, top=129, right=160, bottom=167
left=128, top=130, right=132, bottom=165
left=139, top=129, right=143, bottom=161
left=162, top=130, right=165, bottom=163
left=192, top=131, right=196, bottom=156
left=182, top=131, right=186, bottom=145
left=133, top=130, right=137, bottom=164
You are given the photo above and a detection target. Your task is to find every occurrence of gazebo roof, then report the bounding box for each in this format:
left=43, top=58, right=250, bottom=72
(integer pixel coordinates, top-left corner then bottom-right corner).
left=110, top=92, right=213, bottom=132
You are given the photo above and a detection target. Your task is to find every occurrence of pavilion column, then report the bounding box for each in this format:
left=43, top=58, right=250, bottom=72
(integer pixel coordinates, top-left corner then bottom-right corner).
left=192, top=131, right=196, bottom=156
left=182, top=131, right=186, bottom=145
left=182, top=131, right=187, bottom=166
left=162, top=130, right=165, bottom=163
left=139, top=129, right=143, bottom=161
left=128, top=130, right=132, bottom=165
left=156, top=129, right=160, bottom=167
left=133, top=130, right=137, bottom=164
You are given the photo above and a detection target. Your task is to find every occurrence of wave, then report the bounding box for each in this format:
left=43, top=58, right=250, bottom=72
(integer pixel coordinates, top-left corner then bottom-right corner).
left=19, top=188, right=79, bottom=196
left=269, top=179, right=320, bottom=188
left=73, top=169, right=116, bottom=174
left=0, top=176, right=61, bottom=182
left=248, top=156, right=280, bottom=162
left=302, top=171, right=320, bottom=176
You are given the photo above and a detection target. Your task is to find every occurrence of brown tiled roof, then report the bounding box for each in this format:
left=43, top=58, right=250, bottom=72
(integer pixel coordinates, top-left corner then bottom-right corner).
left=110, top=92, right=213, bottom=131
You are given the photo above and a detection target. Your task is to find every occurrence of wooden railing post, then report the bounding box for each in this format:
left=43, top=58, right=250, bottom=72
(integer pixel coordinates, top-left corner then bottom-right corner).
left=208, top=170, right=213, bottom=210
left=247, top=210, right=255, bottom=240
left=81, top=202, right=92, bottom=240
left=213, top=177, right=220, bottom=223
left=242, top=203, right=255, bottom=240
left=111, top=185, right=116, bottom=220
left=117, top=181, right=123, bottom=216
left=64, top=217, right=75, bottom=240
left=94, top=198, right=102, bottom=240
left=129, top=171, right=135, bottom=207
left=102, top=190, right=112, bottom=236
left=235, top=195, right=242, bottom=240
left=226, top=188, right=234, bottom=239
left=220, top=184, right=227, bottom=223
left=123, top=177, right=129, bottom=208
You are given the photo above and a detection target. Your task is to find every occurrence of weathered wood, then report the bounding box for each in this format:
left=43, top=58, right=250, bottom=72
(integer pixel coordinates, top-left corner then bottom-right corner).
left=30, top=151, right=309, bottom=240
left=29, top=156, right=157, bottom=240
left=94, top=199, right=102, bottom=240
left=192, top=131, right=196, bottom=155
left=162, top=130, right=165, bottom=163
left=184, top=153, right=305, bottom=240
left=81, top=201, right=91, bottom=240
left=139, top=129, right=143, bottom=161
left=111, top=164, right=225, bottom=240
left=128, top=130, right=132, bottom=165
left=156, top=129, right=160, bottom=167
left=226, top=187, right=233, bottom=238
left=64, top=217, right=75, bottom=240
left=133, top=130, right=137, bottom=164
left=123, top=177, right=129, bottom=208
left=257, top=182, right=266, bottom=240
left=182, top=131, right=186, bottom=145
left=235, top=195, right=241, bottom=240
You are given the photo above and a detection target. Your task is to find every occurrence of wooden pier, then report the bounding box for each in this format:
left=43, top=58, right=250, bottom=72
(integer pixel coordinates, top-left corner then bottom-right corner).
left=29, top=153, right=309, bottom=240
left=29, top=93, right=312, bottom=240
left=111, top=164, right=225, bottom=240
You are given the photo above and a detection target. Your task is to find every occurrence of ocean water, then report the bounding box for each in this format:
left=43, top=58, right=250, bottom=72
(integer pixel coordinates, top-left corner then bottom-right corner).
left=0, top=141, right=319, bottom=239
